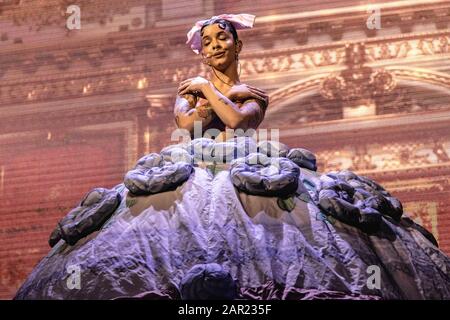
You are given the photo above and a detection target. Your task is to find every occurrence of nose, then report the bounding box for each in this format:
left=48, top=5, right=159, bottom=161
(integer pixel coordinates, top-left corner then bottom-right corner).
left=211, top=39, right=222, bottom=50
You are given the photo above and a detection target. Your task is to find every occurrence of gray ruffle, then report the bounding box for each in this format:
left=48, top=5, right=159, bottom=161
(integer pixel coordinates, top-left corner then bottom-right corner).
left=48, top=188, right=121, bottom=247
left=124, top=153, right=194, bottom=196
left=315, top=170, right=404, bottom=233
left=230, top=153, right=300, bottom=197
left=180, top=263, right=238, bottom=300
left=286, top=148, right=317, bottom=171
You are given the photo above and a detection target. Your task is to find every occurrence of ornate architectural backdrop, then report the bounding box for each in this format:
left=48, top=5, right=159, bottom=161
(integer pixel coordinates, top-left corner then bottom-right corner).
left=1, top=0, right=450, bottom=299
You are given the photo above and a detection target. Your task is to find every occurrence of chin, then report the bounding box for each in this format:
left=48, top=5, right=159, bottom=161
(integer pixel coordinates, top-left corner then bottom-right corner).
left=212, top=61, right=232, bottom=72
left=213, top=65, right=229, bottom=72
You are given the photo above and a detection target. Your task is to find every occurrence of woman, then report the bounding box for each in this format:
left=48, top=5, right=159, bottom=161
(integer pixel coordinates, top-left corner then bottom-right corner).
left=174, top=15, right=268, bottom=141
left=14, top=14, right=450, bottom=300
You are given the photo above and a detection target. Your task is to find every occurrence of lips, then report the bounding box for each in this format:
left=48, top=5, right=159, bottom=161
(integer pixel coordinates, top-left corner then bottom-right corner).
left=212, top=51, right=226, bottom=58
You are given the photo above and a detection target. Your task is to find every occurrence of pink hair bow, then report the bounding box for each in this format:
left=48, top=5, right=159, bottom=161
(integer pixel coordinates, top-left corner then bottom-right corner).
left=186, top=13, right=256, bottom=54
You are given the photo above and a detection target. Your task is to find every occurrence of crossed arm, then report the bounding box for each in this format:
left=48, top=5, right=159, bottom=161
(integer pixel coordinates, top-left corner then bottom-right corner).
left=173, top=93, right=214, bottom=134
left=174, top=77, right=268, bottom=134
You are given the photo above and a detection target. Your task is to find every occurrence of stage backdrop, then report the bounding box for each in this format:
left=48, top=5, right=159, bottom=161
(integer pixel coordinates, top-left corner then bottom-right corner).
left=1, top=0, right=450, bottom=299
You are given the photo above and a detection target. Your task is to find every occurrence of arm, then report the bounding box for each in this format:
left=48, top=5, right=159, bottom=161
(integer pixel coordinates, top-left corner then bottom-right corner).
left=178, top=77, right=268, bottom=130
left=173, top=93, right=214, bottom=134
left=200, top=83, right=243, bottom=129
left=234, top=99, right=266, bottom=130
left=202, top=82, right=267, bottom=130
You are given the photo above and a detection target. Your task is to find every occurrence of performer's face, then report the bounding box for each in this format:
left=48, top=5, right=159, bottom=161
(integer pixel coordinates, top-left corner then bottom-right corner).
left=201, top=23, right=239, bottom=70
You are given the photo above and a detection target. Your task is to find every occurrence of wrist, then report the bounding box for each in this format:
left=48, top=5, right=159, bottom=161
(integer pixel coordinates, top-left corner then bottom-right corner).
left=200, top=81, right=213, bottom=93
left=196, top=105, right=212, bottom=119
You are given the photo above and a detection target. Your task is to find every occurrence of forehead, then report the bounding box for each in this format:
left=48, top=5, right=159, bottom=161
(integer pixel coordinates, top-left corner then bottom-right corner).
left=201, top=23, right=231, bottom=38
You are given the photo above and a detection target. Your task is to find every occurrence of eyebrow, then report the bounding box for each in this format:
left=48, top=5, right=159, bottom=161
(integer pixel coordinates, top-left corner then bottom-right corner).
left=202, top=31, right=227, bottom=41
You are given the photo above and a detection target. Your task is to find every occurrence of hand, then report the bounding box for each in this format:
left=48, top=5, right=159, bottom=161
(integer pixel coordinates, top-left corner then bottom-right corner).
left=225, top=84, right=269, bottom=107
left=178, top=76, right=210, bottom=98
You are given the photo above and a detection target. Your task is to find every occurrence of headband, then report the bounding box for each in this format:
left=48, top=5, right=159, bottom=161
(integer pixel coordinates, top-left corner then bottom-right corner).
left=186, top=13, right=256, bottom=54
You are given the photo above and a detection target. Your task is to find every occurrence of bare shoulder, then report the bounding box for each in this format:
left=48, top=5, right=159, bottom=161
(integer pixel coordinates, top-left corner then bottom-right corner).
left=241, top=96, right=268, bottom=114
left=240, top=82, right=269, bottom=112
left=176, top=93, right=198, bottom=107
left=174, top=94, right=198, bottom=114
left=240, top=99, right=266, bottom=129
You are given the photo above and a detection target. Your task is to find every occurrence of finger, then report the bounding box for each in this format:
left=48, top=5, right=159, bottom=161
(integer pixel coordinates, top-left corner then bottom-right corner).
left=177, top=84, right=189, bottom=93
left=178, top=83, right=189, bottom=91
left=257, top=92, right=269, bottom=102
left=178, top=82, right=190, bottom=90
left=255, top=92, right=269, bottom=104
left=249, top=86, right=267, bottom=95
left=181, top=88, right=195, bottom=96
left=179, top=79, right=193, bottom=86
left=250, top=87, right=269, bottom=99
left=248, top=87, right=263, bottom=94
left=249, top=90, right=267, bottom=100
left=254, top=96, right=268, bottom=107
left=249, top=89, right=267, bottom=100
left=179, top=88, right=190, bottom=96
left=248, top=92, right=266, bottom=102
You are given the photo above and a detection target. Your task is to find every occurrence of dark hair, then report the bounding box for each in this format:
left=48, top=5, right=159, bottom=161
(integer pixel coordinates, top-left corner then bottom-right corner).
left=200, top=18, right=239, bottom=44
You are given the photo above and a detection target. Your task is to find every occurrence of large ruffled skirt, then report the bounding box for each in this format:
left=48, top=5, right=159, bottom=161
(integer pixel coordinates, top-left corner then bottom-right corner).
left=14, top=138, right=450, bottom=300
